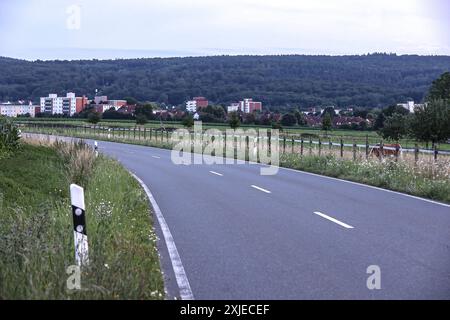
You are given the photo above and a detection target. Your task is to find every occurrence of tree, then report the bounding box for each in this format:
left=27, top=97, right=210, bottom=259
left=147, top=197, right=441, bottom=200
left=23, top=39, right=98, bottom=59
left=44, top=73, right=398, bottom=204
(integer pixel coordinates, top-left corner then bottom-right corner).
left=243, top=112, right=256, bottom=124
left=181, top=114, right=194, bottom=128
left=294, top=110, right=307, bottom=126
left=228, top=112, right=240, bottom=129
left=135, top=113, right=148, bottom=125
left=200, top=105, right=226, bottom=122
left=378, top=113, right=408, bottom=141
left=428, top=72, right=450, bottom=101
left=124, top=97, right=139, bottom=105
left=271, top=122, right=283, bottom=131
left=0, top=55, right=449, bottom=109
left=87, top=111, right=101, bottom=124
left=322, top=106, right=336, bottom=118
left=103, top=108, right=133, bottom=120
left=0, top=118, right=21, bottom=153
left=383, top=105, right=409, bottom=117
left=281, top=113, right=297, bottom=126
left=322, top=113, right=332, bottom=134
left=409, top=99, right=450, bottom=144
left=135, top=104, right=154, bottom=120
left=373, top=113, right=386, bottom=130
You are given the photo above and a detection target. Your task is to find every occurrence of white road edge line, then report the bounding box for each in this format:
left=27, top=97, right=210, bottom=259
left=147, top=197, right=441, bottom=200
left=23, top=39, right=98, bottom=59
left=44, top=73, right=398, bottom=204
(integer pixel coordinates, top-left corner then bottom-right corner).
left=314, top=211, right=354, bottom=229
left=251, top=185, right=272, bottom=194
left=152, top=155, right=161, bottom=159
left=130, top=173, right=194, bottom=300
left=209, top=171, right=223, bottom=176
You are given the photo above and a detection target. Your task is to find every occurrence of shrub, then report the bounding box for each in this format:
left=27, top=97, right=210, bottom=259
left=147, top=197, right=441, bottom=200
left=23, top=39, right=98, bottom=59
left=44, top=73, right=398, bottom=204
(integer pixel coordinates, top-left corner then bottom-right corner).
left=135, top=114, right=148, bottom=125
left=0, top=118, right=21, bottom=158
left=87, top=112, right=101, bottom=124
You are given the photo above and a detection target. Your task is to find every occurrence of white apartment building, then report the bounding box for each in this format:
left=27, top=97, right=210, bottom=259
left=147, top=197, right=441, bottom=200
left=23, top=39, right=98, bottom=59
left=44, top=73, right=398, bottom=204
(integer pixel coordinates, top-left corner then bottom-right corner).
left=227, top=99, right=262, bottom=113
left=40, top=93, right=77, bottom=116
left=397, top=101, right=425, bottom=114
left=186, top=100, right=197, bottom=113
left=227, top=103, right=240, bottom=113
left=0, top=103, right=37, bottom=117
left=185, top=97, right=208, bottom=113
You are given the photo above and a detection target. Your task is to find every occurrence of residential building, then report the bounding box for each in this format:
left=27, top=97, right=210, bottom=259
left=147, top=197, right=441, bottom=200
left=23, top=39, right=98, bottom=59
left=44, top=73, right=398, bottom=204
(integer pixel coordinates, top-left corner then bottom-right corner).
left=227, top=103, right=240, bottom=113
left=76, top=96, right=89, bottom=113
left=186, top=97, right=208, bottom=113
left=117, top=104, right=136, bottom=115
left=93, top=104, right=115, bottom=113
left=0, top=102, right=38, bottom=117
left=227, top=98, right=262, bottom=113
left=397, top=101, right=425, bottom=113
left=39, top=93, right=89, bottom=116
left=108, top=100, right=127, bottom=108
left=40, top=93, right=77, bottom=116
left=94, top=95, right=109, bottom=104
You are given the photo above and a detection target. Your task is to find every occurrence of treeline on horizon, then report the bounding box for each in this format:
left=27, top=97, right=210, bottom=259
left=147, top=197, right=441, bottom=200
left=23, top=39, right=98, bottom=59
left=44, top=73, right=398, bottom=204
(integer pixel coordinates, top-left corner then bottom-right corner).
left=0, top=53, right=449, bottom=110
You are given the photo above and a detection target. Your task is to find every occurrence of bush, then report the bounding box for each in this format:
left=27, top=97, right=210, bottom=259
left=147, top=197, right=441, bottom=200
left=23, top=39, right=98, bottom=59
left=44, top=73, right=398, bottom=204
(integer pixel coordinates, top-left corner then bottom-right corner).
left=87, top=112, right=101, bottom=124
left=135, top=114, right=148, bottom=125
left=0, top=118, right=21, bottom=158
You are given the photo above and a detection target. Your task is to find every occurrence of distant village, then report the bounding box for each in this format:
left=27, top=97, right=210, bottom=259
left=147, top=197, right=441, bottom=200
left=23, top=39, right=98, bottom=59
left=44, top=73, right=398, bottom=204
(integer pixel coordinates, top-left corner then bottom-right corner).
left=0, top=92, right=424, bottom=129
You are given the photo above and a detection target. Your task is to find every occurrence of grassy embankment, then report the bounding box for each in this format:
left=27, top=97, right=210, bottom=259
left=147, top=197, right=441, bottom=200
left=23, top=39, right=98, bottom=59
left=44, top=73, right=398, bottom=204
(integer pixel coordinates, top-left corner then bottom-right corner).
left=0, top=139, right=164, bottom=299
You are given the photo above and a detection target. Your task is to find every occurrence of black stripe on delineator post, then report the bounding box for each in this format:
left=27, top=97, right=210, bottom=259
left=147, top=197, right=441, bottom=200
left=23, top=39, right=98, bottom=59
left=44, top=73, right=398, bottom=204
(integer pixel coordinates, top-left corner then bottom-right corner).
left=72, top=205, right=87, bottom=236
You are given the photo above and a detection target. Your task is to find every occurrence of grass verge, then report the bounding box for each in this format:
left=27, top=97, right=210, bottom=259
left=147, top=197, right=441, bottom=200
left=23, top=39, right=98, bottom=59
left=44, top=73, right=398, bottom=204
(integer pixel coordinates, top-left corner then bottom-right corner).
left=0, top=140, right=164, bottom=299
left=281, top=153, right=450, bottom=203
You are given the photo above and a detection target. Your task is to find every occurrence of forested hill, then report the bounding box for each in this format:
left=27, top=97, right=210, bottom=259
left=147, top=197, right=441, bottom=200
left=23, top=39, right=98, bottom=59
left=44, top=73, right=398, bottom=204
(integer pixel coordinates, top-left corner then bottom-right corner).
left=0, top=54, right=449, bottom=109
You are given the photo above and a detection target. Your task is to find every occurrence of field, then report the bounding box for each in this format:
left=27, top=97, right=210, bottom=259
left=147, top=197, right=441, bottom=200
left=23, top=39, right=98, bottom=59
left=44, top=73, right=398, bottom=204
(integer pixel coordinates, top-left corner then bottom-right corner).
left=0, top=138, right=164, bottom=299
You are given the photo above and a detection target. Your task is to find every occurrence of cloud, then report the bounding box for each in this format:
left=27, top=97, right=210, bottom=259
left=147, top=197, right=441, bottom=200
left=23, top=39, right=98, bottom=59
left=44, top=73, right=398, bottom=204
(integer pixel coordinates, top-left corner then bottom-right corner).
left=0, top=0, right=448, bottom=60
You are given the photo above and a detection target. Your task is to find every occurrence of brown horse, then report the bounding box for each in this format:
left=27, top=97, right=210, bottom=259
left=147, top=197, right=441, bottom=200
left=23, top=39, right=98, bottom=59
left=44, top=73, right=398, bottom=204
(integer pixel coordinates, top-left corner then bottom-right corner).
left=370, top=143, right=402, bottom=158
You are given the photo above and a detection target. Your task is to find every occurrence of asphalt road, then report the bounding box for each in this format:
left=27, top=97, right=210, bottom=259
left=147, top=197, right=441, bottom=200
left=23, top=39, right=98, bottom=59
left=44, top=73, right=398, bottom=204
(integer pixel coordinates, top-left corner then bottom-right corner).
left=27, top=134, right=450, bottom=299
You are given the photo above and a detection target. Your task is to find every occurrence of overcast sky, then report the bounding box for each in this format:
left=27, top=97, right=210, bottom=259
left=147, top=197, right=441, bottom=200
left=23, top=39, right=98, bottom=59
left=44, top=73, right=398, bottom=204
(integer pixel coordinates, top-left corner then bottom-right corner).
left=1, top=0, right=449, bottom=60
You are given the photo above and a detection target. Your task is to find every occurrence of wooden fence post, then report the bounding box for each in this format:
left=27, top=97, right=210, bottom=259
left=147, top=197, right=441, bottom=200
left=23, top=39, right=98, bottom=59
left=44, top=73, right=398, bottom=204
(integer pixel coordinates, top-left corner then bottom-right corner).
left=291, top=137, right=295, bottom=154
left=318, top=137, right=322, bottom=157
left=340, top=137, right=344, bottom=158
left=379, top=140, right=384, bottom=161
left=268, top=131, right=272, bottom=155
left=414, top=143, right=419, bottom=165
left=365, top=135, right=369, bottom=159
left=353, top=139, right=357, bottom=161
left=300, top=137, right=304, bottom=157
left=395, top=143, right=400, bottom=162
left=246, top=135, right=249, bottom=161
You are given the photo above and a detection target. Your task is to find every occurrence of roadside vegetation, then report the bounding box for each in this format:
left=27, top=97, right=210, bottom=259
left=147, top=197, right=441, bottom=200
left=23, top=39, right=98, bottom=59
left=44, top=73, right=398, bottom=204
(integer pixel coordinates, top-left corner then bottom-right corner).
left=281, top=152, right=450, bottom=203
left=0, top=129, right=164, bottom=299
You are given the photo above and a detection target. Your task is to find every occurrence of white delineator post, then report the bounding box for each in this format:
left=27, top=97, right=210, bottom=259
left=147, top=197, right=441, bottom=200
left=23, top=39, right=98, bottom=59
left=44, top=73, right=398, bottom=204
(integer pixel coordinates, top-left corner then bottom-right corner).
left=94, top=141, right=98, bottom=157
left=70, top=184, right=89, bottom=266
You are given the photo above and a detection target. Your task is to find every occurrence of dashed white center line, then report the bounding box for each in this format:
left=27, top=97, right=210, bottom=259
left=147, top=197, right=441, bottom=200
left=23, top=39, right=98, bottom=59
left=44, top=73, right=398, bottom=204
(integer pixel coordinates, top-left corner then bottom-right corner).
left=152, top=156, right=161, bottom=159
left=314, top=211, right=354, bottom=229
left=251, top=185, right=272, bottom=194
left=209, top=171, right=223, bottom=176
